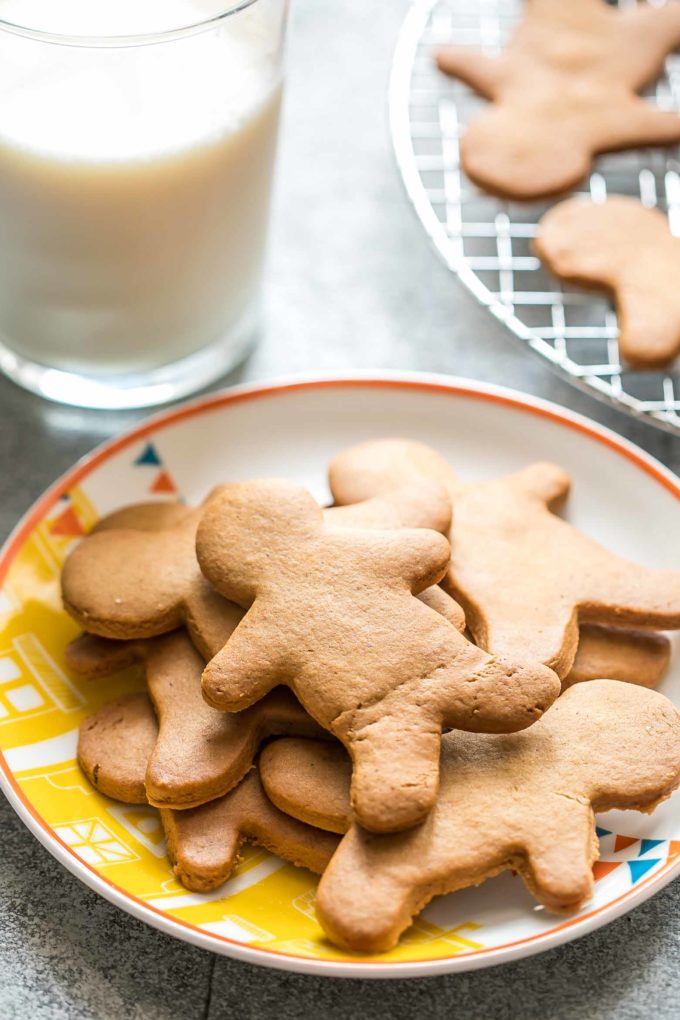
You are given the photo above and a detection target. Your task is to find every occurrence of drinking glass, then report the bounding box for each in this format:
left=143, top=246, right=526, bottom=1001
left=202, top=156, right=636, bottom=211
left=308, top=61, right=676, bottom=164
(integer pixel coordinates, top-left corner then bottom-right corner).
left=0, top=0, right=287, bottom=408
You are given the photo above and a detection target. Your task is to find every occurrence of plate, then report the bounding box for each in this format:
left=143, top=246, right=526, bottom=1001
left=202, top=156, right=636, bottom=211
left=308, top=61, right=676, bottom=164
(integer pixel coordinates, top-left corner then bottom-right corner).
left=0, top=373, right=678, bottom=978
left=389, top=0, right=680, bottom=433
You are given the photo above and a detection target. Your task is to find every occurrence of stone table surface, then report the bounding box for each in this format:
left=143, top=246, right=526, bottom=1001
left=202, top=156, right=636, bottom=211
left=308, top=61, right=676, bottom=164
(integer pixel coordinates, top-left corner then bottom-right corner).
left=1, top=2, right=679, bottom=1018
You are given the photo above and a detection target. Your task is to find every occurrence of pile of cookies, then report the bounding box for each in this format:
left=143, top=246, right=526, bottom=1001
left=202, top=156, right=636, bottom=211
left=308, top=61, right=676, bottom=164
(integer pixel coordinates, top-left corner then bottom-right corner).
left=436, top=0, right=680, bottom=370
left=62, top=439, right=680, bottom=953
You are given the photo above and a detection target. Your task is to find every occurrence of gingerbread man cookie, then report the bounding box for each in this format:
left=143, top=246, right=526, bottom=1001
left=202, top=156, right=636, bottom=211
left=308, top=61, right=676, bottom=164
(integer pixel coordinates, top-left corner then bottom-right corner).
left=62, top=496, right=239, bottom=659
left=78, top=693, right=338, bottom=892
left=437, top=0, right=680, bottom=199
left=162, top=770, right=338, bottom=892
left=78, top=692, right=156, bottom=804
left=70, top=630, right=323, bottom=809
left=535, top=196, right=680, bottom=369
left=261, top=680, right=680, bottom=952
left=329, top=440, right=680, bottom=679
left=197, top=480, right=559, bottom=833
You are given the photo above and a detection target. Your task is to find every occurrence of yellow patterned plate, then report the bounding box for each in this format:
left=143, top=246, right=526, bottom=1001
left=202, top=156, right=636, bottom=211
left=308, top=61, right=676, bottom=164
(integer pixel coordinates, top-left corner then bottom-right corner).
left=1, top=375, right=679, bottom=977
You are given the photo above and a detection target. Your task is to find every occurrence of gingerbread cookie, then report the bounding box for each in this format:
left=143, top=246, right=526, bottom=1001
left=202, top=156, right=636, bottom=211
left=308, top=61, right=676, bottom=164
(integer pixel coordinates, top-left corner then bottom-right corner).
left=69, top=630, right=323, bottom=809
left=91, top=501, right=192, bottom=534
left=77, top=694, right=338, bottom=892
left=261, top=680, right=680, bottom=952
left=565, top=624, right=671, bottom=690
left=535, top=197, right=680, bottom=369
left=78, top=692, right=156, bottom=804
left=62, top=483, right=452, bottom=658
left=436, top=0, right=680, bottom=199
left=62, top=497, right=240, bottom=659
left=329, top=440, right=680, bottom=679
left=162, top=770, right=339, bottom=892
left=197, top=479, right=559, bottom=833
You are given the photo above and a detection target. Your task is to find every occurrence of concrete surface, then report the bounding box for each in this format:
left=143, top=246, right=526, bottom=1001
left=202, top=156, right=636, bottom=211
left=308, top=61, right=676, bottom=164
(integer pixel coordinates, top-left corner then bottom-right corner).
left=0, top=1, right=678, bottom=1017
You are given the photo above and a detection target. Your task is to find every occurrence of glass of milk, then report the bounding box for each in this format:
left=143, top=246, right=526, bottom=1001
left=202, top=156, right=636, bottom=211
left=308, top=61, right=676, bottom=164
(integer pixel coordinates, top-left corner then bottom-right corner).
left=0, top=0, right=287, bottom=408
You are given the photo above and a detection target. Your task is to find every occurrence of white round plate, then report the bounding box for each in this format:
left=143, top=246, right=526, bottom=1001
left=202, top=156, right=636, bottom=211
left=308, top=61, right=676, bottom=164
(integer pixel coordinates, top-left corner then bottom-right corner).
left=0, top=373, right=678, bottom=978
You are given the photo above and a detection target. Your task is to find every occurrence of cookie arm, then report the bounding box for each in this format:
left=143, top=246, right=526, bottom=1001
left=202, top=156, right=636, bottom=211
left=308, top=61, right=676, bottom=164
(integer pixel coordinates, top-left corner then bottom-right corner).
left=436, top=47, right=503, bottom=100
left=65, top=632, right=144, bottom=678
left=507, top=463, right=571, bottom=510
left=161, top=802, right=243, bottom=893
left=381, top=529, right=451, bottom=595
left=595, top=98, right=680, bottom=151
left=201, top=607, right=292, bottom=712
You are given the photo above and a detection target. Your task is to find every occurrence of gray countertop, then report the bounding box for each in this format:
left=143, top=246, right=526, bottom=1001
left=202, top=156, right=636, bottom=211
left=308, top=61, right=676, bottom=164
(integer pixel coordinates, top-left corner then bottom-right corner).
left=1, top=2, right=679, bottom=1017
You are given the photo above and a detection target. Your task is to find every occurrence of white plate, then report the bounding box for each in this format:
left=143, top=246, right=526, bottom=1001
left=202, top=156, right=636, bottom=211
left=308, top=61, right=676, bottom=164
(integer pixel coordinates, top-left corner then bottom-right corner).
left=0, top=373, right=678, bottom=978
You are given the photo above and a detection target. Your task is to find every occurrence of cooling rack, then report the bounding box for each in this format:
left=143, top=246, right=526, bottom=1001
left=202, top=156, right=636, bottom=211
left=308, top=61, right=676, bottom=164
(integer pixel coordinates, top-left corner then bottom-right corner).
left=389, top=0, right=680, bottom=432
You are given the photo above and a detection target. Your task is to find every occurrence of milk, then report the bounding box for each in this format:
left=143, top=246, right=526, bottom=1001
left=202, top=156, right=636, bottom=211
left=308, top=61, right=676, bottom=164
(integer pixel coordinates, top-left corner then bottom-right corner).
left=0, top=2, right=283, bottom=374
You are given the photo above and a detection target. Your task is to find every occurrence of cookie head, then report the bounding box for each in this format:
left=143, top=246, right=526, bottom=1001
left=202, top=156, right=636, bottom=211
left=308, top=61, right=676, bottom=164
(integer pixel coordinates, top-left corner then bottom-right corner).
left=62, top=523, right=197, bottom=638
left=197, top=480, right=324, bottom=604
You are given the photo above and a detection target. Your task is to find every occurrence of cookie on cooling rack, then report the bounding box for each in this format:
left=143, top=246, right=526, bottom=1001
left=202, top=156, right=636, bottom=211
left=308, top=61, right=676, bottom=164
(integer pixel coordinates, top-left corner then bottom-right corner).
left=436, top=0, right=680, bottom=199
left=535, top=196, right=680, bottom=370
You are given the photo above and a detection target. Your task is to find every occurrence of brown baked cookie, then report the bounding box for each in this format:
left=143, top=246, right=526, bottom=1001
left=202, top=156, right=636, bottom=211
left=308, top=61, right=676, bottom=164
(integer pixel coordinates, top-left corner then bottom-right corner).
left=327, top=481, right=465, bottom=627
left=62, top=484, right=453, bottom=657
left=69, top=630, right=323, bottom=810
left=197, top=480, right=559, bottom=834
left=162, top=770, right=339, bottom=893
left=329, top=440, right=680, bottom=680
left=436, top=0, right=680, bottom=200
left=77, top=693, right=338, bottom=892
left=260, top=737, right=350, bottom=835
left=535, top=197, right=680, bottom=369
left=564, top=624, right=671, bottom=690
left=78, top=692, right=156, bottom=804
left=62, top=496, right=240, bottom=659
left=90, top=501, right=193, bottom=534
left=261, top=680, right=680, bottom=952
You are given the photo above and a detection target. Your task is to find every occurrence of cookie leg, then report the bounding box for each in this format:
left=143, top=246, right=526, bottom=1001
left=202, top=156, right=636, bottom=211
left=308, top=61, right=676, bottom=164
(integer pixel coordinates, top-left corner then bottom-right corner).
left=523, top=805, right=597, bottom=913
left=315, top=829, right=422, bottom=953
left=616, top=286, right=680, bottom=369
left=345, top=709, right=442, bottom=833
left=597, top=98, right=680, bottom=151
left=161, top=802, right=242, bottom=893
left=474, top=610, right=580, bottom=681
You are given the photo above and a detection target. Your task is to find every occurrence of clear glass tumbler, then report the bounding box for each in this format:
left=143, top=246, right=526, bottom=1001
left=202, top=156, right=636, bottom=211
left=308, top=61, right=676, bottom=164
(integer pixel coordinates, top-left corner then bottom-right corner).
left=0, top=0, right=287, bottom=409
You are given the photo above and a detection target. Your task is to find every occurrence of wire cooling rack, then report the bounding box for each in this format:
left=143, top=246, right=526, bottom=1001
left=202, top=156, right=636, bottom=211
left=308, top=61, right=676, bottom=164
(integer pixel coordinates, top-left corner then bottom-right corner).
left=389, top=0, right=680, bottom=433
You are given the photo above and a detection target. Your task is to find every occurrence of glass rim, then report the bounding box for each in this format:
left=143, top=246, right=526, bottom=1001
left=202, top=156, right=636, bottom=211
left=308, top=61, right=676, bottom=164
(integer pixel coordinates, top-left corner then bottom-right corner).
left=0, top=0, right=262, bottom=48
